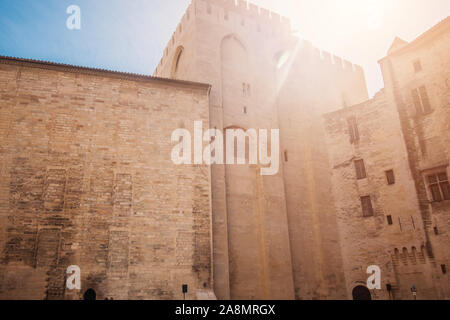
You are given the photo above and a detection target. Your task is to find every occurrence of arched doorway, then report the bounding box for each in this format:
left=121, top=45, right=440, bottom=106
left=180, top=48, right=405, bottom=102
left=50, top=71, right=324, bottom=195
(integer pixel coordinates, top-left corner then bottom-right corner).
left=83, top=288, right=96, bottom=300
left=352, top=285, right=371, bottom=300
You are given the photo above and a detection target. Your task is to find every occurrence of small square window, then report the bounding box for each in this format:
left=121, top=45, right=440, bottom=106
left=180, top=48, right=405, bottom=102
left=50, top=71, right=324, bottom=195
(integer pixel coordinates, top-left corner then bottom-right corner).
left=441, top=264, right=447, bottom=275
left=387, top=215, right=393, bottom=225
left=413, top=60, right=422, bottom=73
left=361, top=196, right=374, bottom=217
left=386, top=170, right=395, bottom=185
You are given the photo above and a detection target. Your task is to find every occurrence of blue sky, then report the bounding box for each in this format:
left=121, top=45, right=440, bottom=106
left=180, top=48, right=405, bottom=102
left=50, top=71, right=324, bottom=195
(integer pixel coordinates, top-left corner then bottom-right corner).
left=0, top=0, right=190, bottom=75
left=0, top=0, right=449, bottom=96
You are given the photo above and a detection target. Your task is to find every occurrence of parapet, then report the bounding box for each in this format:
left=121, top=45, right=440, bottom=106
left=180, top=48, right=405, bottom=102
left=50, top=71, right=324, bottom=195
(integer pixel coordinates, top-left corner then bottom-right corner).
left=154, top=0, right=196, bottom=76
left=392, top=246, right=433, bottom=266
left=198, top=0, right=291, bottom=33
left=154, top=0, right=366, bottom=82
left=298, top=40, right=364, bottom=75
left=154, top=0, right=293, bottom=76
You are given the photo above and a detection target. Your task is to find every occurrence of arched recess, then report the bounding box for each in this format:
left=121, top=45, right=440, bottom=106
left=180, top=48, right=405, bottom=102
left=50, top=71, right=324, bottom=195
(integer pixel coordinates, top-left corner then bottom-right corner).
left=170, top=46, right=185, bottom=79
left=222, top=125, right=262, bottom=299
left=352, top=285, right=372, bottom=300
left=220, top=36, right=263, bottom=299
left=220, top=34, right=252, bottom=121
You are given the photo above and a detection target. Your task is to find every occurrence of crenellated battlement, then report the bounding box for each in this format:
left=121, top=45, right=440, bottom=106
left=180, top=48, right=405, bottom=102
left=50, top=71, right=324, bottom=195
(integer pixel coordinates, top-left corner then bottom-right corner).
left=205, top=0, right=291, bottom=28
left=391, top=245, right=433, bottom=266
left=298, top=39, right=364, bottom=75
left=154, top=0, right=365, bottom=81
left=154, top=1, right=196, bottom=76
left=154, top=0, right=293, bottom=76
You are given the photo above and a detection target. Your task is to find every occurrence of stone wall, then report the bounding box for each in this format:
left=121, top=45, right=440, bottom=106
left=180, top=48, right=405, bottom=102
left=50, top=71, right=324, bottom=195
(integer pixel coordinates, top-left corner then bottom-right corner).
left=154, top=0, right=369, bottom=300
left=276, top=38, right=369, bottom=299
left=0, top=58, right=212, bottom=300
left=323, top=17, right=450, bottom=299
left=379, top=17, right=450, bottom=299
left=324, top=91, right=439, bottom=299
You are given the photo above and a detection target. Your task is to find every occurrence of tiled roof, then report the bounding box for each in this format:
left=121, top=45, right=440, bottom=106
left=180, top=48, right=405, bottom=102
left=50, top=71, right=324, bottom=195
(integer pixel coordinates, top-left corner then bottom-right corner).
left=0, top=55, right=211, bottom=90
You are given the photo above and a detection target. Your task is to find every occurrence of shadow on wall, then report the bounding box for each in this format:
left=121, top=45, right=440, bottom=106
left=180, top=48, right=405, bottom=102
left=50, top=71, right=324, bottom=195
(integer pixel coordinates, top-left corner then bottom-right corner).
left=0, top=262, right=48, bottom=300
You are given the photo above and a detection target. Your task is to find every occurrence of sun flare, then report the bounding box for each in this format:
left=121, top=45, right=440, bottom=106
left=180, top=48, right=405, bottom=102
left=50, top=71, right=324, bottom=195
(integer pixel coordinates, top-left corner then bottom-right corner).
left=253, top=0, right=392, bottom=31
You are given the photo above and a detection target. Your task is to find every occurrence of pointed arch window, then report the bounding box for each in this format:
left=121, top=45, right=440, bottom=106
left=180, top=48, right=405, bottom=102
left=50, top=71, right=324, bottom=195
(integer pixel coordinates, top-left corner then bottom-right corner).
left=171, top=46, right=185, bottom=78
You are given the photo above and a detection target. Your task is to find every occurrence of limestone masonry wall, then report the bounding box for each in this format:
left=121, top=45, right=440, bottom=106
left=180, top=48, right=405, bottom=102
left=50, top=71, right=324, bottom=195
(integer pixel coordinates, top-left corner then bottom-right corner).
left=155, top=0, right=370, bottom=300
left=0, top=58, right=212, bottom=300
left=324, top=17, right=450, bottom=299
left=0, top=0, right=448, bottom=301
left=378, top=17, right=450, bottom=298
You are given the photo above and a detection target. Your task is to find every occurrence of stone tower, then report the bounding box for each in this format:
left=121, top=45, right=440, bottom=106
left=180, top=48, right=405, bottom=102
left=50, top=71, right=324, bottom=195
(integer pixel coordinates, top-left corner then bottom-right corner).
left=154, top=0, right=369, bottom=299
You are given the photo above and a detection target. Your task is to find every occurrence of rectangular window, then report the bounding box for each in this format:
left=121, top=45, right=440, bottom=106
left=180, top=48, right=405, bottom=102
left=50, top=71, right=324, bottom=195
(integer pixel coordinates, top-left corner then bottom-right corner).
left=387, top=215, right=393, bottom=225
left=413, top=60, right=422, bottom=73
left=284, top=150, right=288, bottom=162
left=412, top=86, right=432, bottom=114
left=434, top=226, right=439, bottom=235
left=427, top=172, right=450, bottom=202
left=207, top=4, right=212, bottom=14
left=347, top=117, right=360, bottom=143
left=354, top=159, right=367, bottom=180
left=386, top=170, right=395, bottom=185
left=441, top=265, right=447, bottom=275
left=361, top=196, right=374, bottom=217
